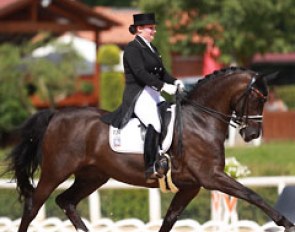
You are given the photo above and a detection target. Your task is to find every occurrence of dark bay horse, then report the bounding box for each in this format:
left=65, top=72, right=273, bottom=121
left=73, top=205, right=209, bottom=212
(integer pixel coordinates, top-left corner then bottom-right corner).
left=5, top=67, right=295, bottom=232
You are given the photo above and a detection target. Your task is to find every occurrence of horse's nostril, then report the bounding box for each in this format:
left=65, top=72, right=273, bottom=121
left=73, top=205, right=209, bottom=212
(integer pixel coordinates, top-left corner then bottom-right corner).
left=239, top=127, right=260, bottom=142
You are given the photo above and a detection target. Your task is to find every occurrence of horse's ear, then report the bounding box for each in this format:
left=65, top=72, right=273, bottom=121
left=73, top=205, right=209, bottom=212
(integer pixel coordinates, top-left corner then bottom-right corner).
left=259, top=71, right=280, bottom=82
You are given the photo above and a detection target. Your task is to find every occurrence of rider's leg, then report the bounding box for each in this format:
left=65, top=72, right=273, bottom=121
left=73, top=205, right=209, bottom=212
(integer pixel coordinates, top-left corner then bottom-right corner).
left=134, top=87, right=166, bottom=182
left=144, top=125, right=161, bottom=181
left=134, top=86, right=163, bottom=133
left=143, top=125, right=169, bottom=182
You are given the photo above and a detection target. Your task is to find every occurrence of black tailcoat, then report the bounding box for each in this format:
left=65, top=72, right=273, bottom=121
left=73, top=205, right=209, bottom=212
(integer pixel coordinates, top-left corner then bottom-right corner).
left=101, top=36, right=176, bottom=128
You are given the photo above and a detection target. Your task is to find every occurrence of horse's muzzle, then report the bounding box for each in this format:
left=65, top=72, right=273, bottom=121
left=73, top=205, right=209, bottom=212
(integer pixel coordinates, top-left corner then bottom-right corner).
left=239, top=126, right=261, bottom=142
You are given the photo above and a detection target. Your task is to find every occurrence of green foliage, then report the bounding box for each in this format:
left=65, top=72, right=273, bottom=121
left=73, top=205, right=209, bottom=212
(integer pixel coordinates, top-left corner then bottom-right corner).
left=100, top=72, right=124, bottom=111
left=275, top=85, right=295, bottom=109
left=97, top=44, right=121, bottom=67
left=215, top=0, right=295, bottom=65
left=98, top=44, right=124, bottom=111
left=0, top=99, right=29, bottom=132
left=80, top=82, right=94, bottom=95
left=26, top=41, right=84, bottom=108
left=0, top=37, right=85, bottom=136
left=100, top=189, right=149, bottom=221
left=0, top=190, right=22, bottom=219
left=138, top=0, right=295, bottom=66
left=0, top=44, right=32, bottom=132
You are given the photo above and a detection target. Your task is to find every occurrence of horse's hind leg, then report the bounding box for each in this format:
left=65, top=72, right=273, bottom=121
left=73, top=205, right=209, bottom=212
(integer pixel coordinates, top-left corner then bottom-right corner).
left=55, top=169, right=109, bottom=232
left=18, top=179, right=60, bottom=232
left=159, top=187, right=200, bottom=232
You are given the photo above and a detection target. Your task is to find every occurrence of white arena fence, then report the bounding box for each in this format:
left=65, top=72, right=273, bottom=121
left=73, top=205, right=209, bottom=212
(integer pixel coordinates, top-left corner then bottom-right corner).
left=1, top=176, right=295, bottom=231
left=0, top=217, right=286, bottom=232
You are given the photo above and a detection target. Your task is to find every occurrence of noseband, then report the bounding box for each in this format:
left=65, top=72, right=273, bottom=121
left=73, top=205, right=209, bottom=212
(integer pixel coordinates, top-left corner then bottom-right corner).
left=180, top=76, right=267, bottom=129
left=231, top=76, right=267, bottom=128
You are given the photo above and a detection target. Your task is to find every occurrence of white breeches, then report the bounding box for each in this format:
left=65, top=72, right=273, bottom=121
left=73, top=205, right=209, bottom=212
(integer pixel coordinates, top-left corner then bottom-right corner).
left=134, top=86, right=165, bottom=133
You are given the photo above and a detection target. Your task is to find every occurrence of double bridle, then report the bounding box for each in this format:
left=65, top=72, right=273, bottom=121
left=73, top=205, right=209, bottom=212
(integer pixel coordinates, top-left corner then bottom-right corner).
left=179, top=76, right=267, bottom=129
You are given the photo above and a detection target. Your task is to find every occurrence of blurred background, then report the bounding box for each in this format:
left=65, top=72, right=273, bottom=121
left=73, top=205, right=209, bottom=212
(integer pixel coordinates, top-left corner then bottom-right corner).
left=0, top=0, right=295, bottom=231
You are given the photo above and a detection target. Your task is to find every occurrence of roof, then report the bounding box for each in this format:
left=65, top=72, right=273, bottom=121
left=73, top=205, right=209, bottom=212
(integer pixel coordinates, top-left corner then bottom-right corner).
left=76, top=7, right=140, bottom=45
left=0, top=0, right=19, bottom=8
left=0, top=0, right=120, bottom=44
left=252, top=53, right=295, bottom=64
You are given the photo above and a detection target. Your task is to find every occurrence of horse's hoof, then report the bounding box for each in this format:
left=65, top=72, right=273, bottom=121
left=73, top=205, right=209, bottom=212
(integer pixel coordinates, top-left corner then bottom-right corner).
left=285, top=226, right=295, bottom=232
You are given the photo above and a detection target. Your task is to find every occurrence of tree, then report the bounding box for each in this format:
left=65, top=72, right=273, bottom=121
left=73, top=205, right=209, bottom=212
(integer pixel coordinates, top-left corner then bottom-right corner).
left=0, top=44, right=33, bottom=133
left=138, top=0, right=295, bottom=66
left=26, top=40, right=84, bottom=109
left=0, top=36, right=85, bottom=137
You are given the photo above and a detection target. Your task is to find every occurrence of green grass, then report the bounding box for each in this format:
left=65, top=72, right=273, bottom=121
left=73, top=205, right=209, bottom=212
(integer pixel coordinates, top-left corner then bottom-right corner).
left=226, top=141, right=295, bottom=176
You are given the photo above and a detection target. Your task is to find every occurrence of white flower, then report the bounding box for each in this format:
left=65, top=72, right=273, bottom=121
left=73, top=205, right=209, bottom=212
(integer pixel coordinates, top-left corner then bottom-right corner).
left=224, top=157, right=251, bottom=179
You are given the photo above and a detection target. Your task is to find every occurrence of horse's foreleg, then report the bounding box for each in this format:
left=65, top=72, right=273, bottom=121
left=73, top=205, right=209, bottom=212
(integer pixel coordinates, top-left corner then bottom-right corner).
left=56, top=172, right=109, bottom=232
left=159, top=187, right=200, bottom=232
left=202, top=171, right=295, bottom=231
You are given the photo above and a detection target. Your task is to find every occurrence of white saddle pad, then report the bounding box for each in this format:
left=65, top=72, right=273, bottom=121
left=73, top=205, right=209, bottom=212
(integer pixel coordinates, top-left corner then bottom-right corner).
left=109, top=105, right=176, bottom=154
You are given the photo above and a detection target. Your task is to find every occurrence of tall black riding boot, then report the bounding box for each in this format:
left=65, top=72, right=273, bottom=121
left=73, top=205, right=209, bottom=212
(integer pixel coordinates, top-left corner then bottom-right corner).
left=144, top=125, right=168, bottom=182
left=144, top=125, right=160, bottom=182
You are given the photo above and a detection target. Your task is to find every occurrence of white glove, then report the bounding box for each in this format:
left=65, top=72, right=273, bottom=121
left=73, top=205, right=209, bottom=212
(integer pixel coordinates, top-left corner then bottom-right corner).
left=174, top=79, right=185, bottom=92
left=161, top=83, right=177, bottom=95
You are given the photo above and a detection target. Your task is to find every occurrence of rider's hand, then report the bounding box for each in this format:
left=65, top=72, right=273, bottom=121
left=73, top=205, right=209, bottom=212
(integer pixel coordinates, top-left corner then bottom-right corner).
left=174, top=79, right=185, bottom=92
left=161, top=83, right=177, bottom=95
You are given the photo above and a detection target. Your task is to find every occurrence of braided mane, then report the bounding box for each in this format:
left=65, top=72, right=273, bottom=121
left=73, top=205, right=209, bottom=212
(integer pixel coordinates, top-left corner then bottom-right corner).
left=200, top=66, right=249, bottom=84
left=186, top=67, right=257, bottom=95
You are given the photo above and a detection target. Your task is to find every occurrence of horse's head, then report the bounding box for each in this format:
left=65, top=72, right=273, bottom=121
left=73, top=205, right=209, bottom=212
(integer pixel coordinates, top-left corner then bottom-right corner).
left=232, top=72, right=270, bottom=142
left=181, top=67, right=273, bottom=143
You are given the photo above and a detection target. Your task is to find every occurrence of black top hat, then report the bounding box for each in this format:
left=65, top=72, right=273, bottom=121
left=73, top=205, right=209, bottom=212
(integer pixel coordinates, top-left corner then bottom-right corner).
left=132, top=13, right=157, bottom=26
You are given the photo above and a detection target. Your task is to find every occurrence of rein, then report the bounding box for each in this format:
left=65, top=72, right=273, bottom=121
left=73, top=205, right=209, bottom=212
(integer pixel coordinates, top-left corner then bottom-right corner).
left=182, top=98, right=239, bottom=128
left=179, top=77, right=266, bottom=129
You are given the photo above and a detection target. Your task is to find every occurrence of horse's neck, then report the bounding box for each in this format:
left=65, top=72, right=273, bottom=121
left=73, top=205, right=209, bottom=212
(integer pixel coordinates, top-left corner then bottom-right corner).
left=193, top=75, right=246, bottom=113
left=180, top=76, right=247, bottom=143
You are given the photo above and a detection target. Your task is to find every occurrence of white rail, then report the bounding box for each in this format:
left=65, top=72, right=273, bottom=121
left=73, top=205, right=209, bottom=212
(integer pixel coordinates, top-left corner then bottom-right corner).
left=0, top=217, right=286, bottom=232
left=1, top=176, right=295, bottom=223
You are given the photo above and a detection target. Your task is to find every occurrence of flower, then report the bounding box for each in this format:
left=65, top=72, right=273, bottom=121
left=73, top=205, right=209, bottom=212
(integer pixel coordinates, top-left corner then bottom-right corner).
left=224, top=157, right=251, bottom=179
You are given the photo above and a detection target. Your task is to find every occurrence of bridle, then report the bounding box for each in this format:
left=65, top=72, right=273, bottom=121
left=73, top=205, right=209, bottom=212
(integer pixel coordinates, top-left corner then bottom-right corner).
left=179, top=75, right=268, bottom=129
left=231, top=76, right=267, bottom=129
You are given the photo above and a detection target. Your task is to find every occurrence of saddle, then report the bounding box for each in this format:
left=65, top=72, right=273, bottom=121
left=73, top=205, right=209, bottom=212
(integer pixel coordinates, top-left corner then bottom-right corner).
left=109, top=104, right=176, bottom=154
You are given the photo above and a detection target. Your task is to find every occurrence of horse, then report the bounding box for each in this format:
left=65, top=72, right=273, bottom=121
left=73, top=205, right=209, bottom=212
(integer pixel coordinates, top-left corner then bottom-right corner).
left=5, top=67, right=295, bottom=232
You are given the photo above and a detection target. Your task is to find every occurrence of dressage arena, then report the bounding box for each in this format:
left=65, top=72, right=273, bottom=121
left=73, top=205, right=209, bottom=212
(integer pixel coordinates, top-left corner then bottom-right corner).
left=1, top=177, right=294, bottom=232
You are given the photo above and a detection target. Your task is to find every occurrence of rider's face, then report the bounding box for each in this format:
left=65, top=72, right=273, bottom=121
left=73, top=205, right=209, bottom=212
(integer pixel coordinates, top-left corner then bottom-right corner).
left=138, top=24, right=156, bottom=42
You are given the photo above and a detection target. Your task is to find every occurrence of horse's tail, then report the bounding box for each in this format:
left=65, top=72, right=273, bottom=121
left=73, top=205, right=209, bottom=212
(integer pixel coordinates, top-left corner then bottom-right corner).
left=5, top=109, right=55, bottom=201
